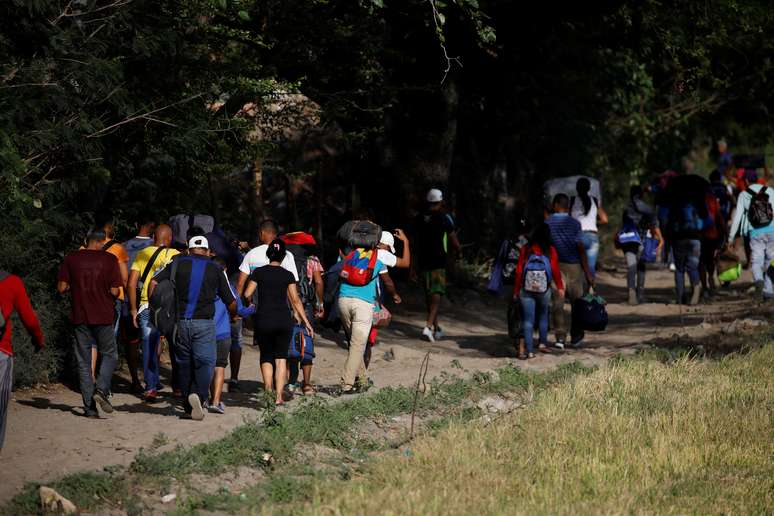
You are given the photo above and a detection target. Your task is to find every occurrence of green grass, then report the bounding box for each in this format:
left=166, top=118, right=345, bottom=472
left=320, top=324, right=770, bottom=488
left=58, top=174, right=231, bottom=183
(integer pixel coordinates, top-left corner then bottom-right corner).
left=3, top=361, right=594, bottom=515
left=272, top=345, right=774, bottom=515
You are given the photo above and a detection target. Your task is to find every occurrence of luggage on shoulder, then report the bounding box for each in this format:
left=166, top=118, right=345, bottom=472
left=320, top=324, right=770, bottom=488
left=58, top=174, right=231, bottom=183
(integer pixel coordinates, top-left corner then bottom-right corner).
left=340, top=220, right=381, bottom=250
left=169, top=214, right=216, bottom=247
left=148, top=258, right=180, bottom=339
left=669, top=203, right=702, bottom=234
left=572, top=293, right=608, bottom=332
left=281, top=233, right=318, bottom=307
left=615, top=223, right=642, bottom=248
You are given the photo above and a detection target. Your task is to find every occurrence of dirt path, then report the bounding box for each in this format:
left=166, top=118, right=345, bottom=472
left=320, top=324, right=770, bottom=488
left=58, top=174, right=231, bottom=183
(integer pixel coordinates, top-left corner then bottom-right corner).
left=0, top=261, right=767, bottom=503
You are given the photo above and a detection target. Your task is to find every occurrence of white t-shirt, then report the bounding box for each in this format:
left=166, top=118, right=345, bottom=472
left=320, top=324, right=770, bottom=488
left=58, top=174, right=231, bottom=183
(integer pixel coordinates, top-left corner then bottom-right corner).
left=238, top=244, right=299, bottom=281
left=377, top=249, right=397, bottom=268
left=571, top=196, right=599, bottom=232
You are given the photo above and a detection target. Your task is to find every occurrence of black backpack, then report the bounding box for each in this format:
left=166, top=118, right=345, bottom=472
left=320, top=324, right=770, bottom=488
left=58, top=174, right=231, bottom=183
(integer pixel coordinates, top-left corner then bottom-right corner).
left=746, top=187, right=774, bottom=229
left=286, top=243, right=316, bottom=307
left=148, top=258, right=180, bottom=339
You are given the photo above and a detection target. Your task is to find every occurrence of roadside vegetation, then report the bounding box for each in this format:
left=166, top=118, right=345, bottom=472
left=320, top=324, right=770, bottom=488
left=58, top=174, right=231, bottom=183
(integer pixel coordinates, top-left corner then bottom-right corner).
left=5, top=336, right=772, bottom=515
left=282, top=344, right=774, bottom=515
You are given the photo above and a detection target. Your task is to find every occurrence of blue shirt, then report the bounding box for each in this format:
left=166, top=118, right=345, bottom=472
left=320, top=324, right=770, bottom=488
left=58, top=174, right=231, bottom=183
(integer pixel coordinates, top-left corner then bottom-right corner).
left=339, top=260, right=387, bottom=303
left=214, top=281, right=254, bottom=341
left=546, top=213, right=583, bottom=264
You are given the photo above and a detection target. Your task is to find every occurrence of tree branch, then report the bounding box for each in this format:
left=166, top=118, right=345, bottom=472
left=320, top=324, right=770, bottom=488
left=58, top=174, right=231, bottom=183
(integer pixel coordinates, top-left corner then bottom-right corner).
left=86, top=94, right=203, bottom=138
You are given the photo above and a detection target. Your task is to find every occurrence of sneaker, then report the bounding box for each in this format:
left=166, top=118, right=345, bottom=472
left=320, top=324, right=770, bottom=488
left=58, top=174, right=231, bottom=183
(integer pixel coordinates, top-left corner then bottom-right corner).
left=188, top=394, right=205, bottom=421
left=93, top=389, right=114, bottom=414
left=433, top=327, right=444, bottom=341
left=208, top=402, right=225, bottom=414
left=538, top=343, right=552, bottom=354
left=553, top=340, right=565, bottom=350
left=669, top=263, right=676, bottom=272
left=84, top=408, right=100, bottom=419
left=421, top=327, right=436, bottom=342
left=143, top=389, right=158, bottom=403
left=569, top=338, right=585, bottom=349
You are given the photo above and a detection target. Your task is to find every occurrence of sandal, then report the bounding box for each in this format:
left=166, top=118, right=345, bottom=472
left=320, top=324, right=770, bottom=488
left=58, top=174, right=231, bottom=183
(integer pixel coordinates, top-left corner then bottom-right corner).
left=528, top=352, right=536, bottom=359
left=302, top=383, right=316, bottom=395
left=517, top=352, right=527, bottom=360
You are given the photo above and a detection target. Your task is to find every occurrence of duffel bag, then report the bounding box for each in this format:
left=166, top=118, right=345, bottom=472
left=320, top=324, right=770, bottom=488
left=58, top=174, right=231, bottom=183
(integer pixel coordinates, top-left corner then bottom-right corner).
left=572, top=293, right=608, bottom=332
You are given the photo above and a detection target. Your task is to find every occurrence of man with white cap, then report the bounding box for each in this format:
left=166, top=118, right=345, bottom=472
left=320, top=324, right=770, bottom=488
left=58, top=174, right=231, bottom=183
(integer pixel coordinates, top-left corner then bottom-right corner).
left=151, top=235, right=236, bottom=420
left=411, top=188, right=460, bottom=342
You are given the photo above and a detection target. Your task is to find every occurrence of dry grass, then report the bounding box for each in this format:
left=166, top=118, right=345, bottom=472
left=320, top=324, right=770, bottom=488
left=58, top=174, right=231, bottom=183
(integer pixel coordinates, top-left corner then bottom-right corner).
left=283, top=346, right=774, bottom=515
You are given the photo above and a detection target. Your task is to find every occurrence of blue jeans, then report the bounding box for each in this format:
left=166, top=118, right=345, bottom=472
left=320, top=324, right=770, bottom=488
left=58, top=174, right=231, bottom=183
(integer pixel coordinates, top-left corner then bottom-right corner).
left=175, top=319, right=217, bottom=412
left=138, top=310, right=161, bottom=392
left=230, top=319, right=242, bottom=351
left=581, top=231, right=599, bottom=276
left=673, top=239, right=700, bottom=301
left=520, top=289, right=551, bottom=354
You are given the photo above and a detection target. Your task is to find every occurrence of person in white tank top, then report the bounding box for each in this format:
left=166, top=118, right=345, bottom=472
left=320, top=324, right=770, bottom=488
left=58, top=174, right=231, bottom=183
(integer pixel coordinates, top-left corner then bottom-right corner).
left=571, top=178, right=608, bottom=278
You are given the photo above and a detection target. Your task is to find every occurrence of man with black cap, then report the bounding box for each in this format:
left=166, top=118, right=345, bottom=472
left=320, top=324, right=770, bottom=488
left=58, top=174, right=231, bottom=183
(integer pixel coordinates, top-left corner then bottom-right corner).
left=151, top=235, right=237, bottom=420
left=411, top=188, right=460, bottom=342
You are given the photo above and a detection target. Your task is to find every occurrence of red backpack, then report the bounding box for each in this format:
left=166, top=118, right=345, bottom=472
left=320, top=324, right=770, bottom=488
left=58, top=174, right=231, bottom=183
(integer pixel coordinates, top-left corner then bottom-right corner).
left=702, top=193, right=721, bottom=240
left=340, top=249, right=378, bottom=286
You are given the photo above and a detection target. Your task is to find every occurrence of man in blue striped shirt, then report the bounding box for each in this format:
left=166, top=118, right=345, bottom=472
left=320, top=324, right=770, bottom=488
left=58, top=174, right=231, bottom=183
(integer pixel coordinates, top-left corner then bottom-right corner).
left=546, top=194, right=594, bottom=348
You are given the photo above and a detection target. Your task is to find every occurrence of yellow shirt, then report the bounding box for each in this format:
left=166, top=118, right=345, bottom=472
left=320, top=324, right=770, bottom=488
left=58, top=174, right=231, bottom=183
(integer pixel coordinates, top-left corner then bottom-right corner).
left=131, top=246, right=179, bottom=306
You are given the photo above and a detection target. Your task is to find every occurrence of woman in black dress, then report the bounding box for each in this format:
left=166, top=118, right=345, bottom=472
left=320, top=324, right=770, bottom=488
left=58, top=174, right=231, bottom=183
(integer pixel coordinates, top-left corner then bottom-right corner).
left=243, top=239, right=314, bottom=405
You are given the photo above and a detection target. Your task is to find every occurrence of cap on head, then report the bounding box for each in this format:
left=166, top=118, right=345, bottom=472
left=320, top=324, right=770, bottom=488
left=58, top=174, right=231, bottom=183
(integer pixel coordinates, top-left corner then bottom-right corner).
left=188, top=236, right=209, bottom=250
left=426, top=188, right=443, bottom=203
left=379, top=231, right=396, bottom=253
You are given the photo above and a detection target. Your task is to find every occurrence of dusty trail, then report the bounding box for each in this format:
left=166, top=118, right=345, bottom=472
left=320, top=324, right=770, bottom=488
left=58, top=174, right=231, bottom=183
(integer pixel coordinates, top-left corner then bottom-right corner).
left=0, top=260, right=767, bottom=503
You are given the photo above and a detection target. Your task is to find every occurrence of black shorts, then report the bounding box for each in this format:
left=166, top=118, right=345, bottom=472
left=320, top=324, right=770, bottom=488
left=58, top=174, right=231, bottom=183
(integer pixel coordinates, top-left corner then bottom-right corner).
left=254, top=319, right=292, bottom=365
left=216, top=338, right=230, bottom=368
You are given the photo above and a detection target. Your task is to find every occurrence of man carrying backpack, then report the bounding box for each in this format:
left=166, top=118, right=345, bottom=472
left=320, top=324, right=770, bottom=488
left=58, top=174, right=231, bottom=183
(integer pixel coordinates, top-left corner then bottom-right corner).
left=665, top=198, right=704, bottom=305
left=338, top=240, right=401, bottom=394
left=127, top=224, right=179, bottom=402
left=0, top=272, right=44, bottom=450
left=150, top=236, right=237, bottom=420
left=728, top=170, right=774, bottom=300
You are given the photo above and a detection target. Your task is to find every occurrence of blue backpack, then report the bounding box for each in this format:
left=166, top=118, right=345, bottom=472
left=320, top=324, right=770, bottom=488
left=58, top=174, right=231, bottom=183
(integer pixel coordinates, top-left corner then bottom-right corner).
left=670, top=203, right=703, bottom=234
left=523, top=253, right=552, bottom=294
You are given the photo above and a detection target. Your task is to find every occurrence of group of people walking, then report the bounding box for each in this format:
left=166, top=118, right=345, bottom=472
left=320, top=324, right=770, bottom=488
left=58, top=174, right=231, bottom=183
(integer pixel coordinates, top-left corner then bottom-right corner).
left=0, top=152, right=770, bottom=443
left=0, top=188, right=460, bottom=434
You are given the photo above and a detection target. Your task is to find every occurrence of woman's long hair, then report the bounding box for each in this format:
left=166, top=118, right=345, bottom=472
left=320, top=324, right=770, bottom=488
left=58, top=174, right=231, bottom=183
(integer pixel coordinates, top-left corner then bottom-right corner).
left=530, top=222, right=553, bottom=256
left=576, top=177, right=593, bottom=215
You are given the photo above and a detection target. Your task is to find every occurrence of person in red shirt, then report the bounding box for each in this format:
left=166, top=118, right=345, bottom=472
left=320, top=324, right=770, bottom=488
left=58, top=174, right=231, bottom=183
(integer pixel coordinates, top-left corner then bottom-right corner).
left=513, top=223, right=565, bottom=359
left=58, top=229, right=123, bottom=418
left=0, top=271, right=44, bottom=450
